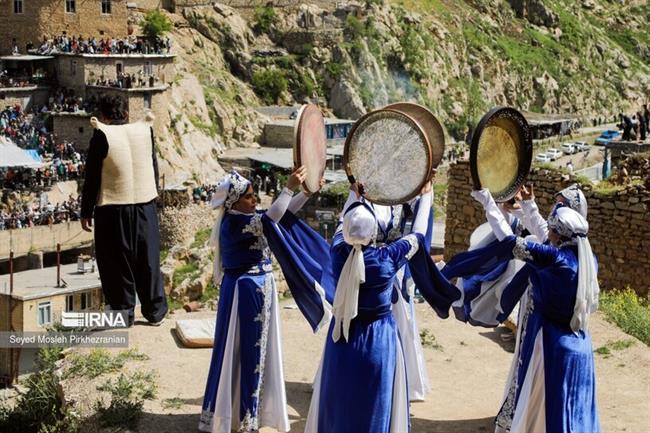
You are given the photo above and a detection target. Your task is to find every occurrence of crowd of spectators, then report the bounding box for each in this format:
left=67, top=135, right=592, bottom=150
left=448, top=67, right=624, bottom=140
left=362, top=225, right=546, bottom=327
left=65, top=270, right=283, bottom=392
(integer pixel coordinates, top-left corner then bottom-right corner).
left=31, top=34, right=172, bottom=56
left=0, top=195, right=82, bottom=230
left=0, top=68, right=50, bottom=88
left=2, top=156, right=85, bottom=189
left=619, top=106, right=649, bottom=142
left=0, top=104, right=53, bottom=151
left=192, top=184, right=218, bottom=203
left=90, top=71, right=161, bottom=89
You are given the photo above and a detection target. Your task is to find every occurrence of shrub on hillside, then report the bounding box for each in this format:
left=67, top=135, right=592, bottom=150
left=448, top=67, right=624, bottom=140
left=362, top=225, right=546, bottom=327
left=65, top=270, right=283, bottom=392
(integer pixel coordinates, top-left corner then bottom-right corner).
left=251, top=69, right=288, bottom=104
left=254, top=5, right=278, bottom=34
left=142, top=9, right=173, bottom=39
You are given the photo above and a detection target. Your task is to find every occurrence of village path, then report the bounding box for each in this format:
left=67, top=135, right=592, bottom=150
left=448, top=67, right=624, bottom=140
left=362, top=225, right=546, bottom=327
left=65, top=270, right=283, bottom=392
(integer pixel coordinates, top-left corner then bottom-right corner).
left=121, top=301, right=650, bottom=433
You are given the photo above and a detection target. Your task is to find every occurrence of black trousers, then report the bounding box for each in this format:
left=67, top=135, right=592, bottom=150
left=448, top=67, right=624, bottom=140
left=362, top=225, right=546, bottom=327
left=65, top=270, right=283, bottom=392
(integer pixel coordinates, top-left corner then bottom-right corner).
left=94, top=200, right=168, bottom=324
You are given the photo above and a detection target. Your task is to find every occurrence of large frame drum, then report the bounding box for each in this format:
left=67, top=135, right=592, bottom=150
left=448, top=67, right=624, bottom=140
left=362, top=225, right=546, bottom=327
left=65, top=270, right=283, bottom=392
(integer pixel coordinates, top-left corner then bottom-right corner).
left=294, top=104, right=327, bottom=193
left=344, top=109, right=433, bottom=205
left=470, top=107, right=533, bottom=202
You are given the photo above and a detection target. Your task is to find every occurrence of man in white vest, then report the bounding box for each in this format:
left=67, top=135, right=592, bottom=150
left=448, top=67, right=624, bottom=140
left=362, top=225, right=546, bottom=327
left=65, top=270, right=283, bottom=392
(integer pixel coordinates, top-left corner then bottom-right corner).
left=80, top=99, right=168, bottom=327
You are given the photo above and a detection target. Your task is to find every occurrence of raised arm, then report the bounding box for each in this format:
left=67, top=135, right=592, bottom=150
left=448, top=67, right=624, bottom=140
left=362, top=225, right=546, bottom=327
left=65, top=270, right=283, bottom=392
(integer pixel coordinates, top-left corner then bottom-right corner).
left=471, top=189, right=513, bottom=241
left=412, top=188, right=432, bottom=235
left=517, top=185, right=548, bottom=242
left=265, top=166, right=306, bottom=222
left=287, top=192, right=310, bottom=214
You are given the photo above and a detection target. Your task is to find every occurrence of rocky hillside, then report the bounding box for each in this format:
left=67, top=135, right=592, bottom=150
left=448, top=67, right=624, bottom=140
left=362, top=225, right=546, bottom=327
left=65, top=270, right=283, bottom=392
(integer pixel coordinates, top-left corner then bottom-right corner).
left=154, top=0, right=649, bottom=181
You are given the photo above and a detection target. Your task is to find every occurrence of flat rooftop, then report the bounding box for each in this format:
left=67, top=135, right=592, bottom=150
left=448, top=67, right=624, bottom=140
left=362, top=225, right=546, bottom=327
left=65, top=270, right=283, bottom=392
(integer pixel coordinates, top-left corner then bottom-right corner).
left=0, top=263, right=101, bottom=301
left=267, top=118, right=355, bottom=127
left=86, top=84, right=169, bottom=93
left=220, top=145, right=342, bottom=170
left=52, top=53, right=175, bottom=59
left=0, top=55, right=54, bottom=61
left=523, top=111, right=579, bottom=125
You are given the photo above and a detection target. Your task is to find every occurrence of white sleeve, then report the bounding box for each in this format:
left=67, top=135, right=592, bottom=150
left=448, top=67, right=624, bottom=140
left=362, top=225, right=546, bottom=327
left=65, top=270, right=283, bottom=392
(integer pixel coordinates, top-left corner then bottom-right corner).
left=471, top=189, right=514, bottom=241
left=412, top=190, right=432, bottom=235
left=520, top=199, right=549, bottom=243
left=339, top=189, right=360, bottom=222
left=287, top=191, right=310, bottom=214
left=265, top=188, right=294, bottom=223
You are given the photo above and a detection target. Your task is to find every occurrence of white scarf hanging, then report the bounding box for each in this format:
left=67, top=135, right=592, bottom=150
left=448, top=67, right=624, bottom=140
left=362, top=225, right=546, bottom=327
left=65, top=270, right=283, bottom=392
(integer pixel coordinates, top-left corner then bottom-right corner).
left=331, top=202, right=376, bottom=342
left=548, top=207, right=599, bottom=333
left=332, top=245, right=365, bottom=342
left=571, top=234, right=600, bottom=333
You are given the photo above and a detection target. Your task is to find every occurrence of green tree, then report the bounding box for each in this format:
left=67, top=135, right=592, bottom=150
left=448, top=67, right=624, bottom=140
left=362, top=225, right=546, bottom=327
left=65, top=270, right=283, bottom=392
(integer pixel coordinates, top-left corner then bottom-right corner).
left=141, top=9, right=173, bottom=39
left=251, top=69, right=288, bottom=104
left=253, top=5, right=278, bottom=34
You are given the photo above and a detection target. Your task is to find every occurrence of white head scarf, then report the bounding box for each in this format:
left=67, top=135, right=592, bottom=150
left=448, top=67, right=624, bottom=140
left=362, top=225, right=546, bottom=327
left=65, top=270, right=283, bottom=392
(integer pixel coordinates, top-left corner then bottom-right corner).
left=209, top=171, right=250, bottom=285
left=548, top=206, right=599, bottom=333
left=332, top=202, right=377, bottom=342
left=556, top=184, right=588, bottom=219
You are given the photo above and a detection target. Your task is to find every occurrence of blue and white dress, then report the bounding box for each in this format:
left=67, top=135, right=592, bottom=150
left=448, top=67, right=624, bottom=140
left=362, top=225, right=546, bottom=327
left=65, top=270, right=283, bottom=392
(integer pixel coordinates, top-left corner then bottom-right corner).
left=443, top=236, right=601, bottom=433
left=305, top=229, right=423, bottom=433
left=375, top=201, right=433, bottom=402
left=200, top=208, right=331, bottom=433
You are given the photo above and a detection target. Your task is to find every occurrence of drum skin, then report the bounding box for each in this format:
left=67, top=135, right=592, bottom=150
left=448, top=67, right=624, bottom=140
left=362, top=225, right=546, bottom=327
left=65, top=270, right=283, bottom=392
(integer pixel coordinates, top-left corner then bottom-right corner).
left=470, top=107, right=533, bottom=202
left=344, top=109, right=432, bottom=205
left=294, top=104, right=327, bottom=193
left=384, top=102, right=445, bottom=169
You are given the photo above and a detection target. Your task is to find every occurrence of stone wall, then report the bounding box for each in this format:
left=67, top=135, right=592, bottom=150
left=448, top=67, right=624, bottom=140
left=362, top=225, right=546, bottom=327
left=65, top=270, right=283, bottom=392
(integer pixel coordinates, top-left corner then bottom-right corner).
left=84, top=85, right=170, bottom=133
left=445, top=160, right=650, bottom=294
left=0, top=87, right=50, bottom=111
left=262, top=121, right=294, bottom=148
left=0, top=0, right=128, bottom=55
left=54, top=54, right=175, bottom=96
left=0, top=221, right=94, bottom=261
left=51, top=112, right=94, bottom=151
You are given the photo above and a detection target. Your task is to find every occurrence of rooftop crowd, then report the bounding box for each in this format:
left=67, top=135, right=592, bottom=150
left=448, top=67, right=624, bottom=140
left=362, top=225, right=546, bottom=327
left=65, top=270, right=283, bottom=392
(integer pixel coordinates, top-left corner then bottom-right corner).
left=0, top=194, right=82, bottom=230
left=30, top=34, right=172, bottom=56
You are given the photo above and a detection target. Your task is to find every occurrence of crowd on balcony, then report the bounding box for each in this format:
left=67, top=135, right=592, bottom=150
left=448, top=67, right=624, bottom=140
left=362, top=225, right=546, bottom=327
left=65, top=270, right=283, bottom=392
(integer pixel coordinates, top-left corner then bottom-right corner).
left=89, top=71, right=162, bottom=89
left=0, top=195, right=82, bottom=230
left=31, top=34, right=172, bottom=56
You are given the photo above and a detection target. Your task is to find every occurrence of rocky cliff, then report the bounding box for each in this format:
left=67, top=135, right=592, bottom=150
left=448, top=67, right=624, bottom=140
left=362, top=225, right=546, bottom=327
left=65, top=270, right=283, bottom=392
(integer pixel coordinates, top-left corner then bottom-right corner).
left=155, top=0, right=649, bottom=181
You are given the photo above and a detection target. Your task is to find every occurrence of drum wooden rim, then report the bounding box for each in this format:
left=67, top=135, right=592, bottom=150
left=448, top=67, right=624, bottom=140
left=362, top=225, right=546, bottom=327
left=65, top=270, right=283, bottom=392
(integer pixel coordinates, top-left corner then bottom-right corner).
left=294, top=104, right=327, bottom=194
left=384, top=102, right=445, bottom=169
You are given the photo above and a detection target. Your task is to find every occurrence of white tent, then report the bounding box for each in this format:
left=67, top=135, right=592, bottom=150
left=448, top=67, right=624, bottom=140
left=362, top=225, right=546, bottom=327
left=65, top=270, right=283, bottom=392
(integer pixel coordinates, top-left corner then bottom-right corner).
left=0, top=137, right=44, bottom=168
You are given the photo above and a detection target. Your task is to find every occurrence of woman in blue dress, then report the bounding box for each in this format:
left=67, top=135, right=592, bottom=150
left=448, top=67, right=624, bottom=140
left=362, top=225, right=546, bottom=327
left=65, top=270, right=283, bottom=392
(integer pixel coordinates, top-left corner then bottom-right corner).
left=199, top=168, right=332, bottom=433
left=372, top=198, right=433, bottom=402
left=457, top=189, right=601, bottom=433
left=305, top=182, right=433, bottom=433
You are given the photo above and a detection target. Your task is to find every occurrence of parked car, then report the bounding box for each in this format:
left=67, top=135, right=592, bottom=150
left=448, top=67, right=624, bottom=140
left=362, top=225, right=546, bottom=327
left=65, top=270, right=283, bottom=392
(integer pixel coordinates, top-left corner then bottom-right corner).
left=574, top=141, right=590, bottom=152
left=546, top=148, right=562, bottom=160
left=595, top=130, right=621, bottom=146
left=536, top=153, right=552, bottom=163
left=561, top=142, right=577, bottom=155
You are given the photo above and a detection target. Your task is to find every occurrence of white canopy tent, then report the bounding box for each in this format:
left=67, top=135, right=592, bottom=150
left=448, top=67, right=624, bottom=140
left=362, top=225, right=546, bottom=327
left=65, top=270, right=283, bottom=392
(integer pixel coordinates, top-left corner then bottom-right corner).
left=0, top=137, right=44, bottom=168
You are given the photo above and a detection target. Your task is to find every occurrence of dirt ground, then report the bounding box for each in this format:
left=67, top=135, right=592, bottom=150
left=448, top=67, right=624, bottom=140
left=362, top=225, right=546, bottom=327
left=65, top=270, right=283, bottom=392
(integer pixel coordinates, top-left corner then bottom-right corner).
left=110, top=300, right=650, bottom=433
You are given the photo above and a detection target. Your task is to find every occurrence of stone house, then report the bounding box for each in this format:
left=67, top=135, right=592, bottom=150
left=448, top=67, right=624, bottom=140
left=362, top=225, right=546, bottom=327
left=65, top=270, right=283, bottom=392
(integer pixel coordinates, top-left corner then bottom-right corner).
left=0, top=0, right=129, bottom=55
left=0, top=263, right=104, bottom=384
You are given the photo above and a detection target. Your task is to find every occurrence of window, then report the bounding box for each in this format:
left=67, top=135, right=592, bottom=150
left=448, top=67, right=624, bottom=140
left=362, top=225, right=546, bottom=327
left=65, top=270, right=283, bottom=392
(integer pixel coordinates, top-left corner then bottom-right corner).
left=70, top=60, right=76, bottom=76
left=66, top=295, right=74, bottom=312
left=38, top=302, right=52, bottom=326
left=65, top=0, right=75, bottom=13
left=143, top=93, right=152, bottom=110
left=13, top=0, right=23, bottom=14
left=80, top=292, right=90, bottom=310
left=101, top=0, right=111, bottom=14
